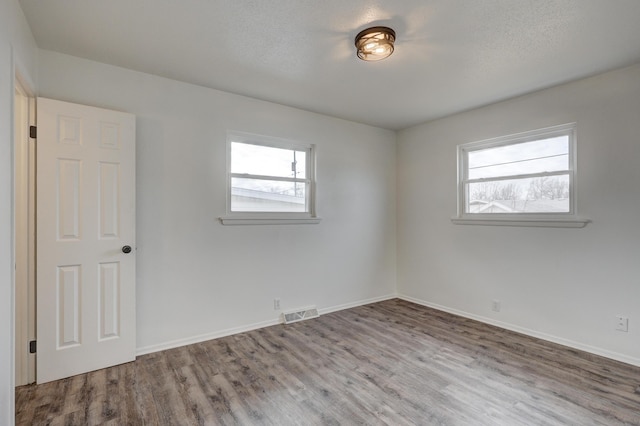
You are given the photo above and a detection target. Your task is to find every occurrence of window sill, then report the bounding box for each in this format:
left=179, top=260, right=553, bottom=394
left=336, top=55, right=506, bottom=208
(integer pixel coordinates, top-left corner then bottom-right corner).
left=219, top=215, right=322, bottom=225
left=451, top=216, right=590, bottom=228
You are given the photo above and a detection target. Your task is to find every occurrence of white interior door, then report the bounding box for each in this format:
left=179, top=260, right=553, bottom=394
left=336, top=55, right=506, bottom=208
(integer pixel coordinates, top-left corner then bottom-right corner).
left=36, top=97, right=136, bottom=384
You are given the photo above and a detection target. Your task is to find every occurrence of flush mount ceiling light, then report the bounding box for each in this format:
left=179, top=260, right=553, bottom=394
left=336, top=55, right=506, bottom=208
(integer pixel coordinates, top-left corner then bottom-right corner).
left=355, top=26, right=396, bottom=61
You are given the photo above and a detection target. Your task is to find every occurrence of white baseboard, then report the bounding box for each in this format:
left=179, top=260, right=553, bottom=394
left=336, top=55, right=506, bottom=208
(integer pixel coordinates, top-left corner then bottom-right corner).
left=136, top=318, right=281, bottom=356
left=398, top=294, right=640, bottom=368
left=136, top=292, right=398, bottom=357
left=318, top=293, right=397, bottom=316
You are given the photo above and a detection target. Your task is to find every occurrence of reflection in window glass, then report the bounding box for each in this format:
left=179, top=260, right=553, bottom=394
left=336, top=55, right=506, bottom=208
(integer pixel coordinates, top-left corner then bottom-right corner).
left=468, top=137, right=568, bottom=179
left=231, top=142, right=306, bottom=178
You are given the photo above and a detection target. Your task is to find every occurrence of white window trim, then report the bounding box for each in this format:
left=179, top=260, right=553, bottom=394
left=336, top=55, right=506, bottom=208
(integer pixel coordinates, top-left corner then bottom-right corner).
left=219, top=131, right=321, bottom=225
left=452, top=123, right=590, bottom=228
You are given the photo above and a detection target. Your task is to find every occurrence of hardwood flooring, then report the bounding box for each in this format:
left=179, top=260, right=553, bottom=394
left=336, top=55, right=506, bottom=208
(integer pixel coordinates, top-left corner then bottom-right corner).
left=15, top=299, right=640, bottom=425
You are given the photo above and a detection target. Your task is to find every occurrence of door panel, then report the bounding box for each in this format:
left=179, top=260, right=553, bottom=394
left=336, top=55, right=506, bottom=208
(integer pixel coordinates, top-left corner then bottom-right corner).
left=57, top=159, right=81, bottom=240
left=37, top=98, right=136, bottom=384
left=98, top=262, right=120, bottom=340
left=57, top=265, right=81, bottom=348
left=99, top=162, right=120, bottom=238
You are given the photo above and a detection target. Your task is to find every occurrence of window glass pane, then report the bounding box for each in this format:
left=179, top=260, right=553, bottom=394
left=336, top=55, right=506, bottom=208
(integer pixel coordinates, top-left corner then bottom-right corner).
left=466, top=175, right=570, bottom=214
left=231, top=142, right=306, bottom=178
left=468, top=136, right=568, bottom=179
left=231, top=177, right=306, bottom=212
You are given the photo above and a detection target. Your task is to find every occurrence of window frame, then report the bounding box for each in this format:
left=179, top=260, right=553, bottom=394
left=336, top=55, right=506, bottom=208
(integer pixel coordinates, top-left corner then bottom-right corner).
left=452, top=123, right=589, bottom=228
left=220, top=131, right=320, bottom=225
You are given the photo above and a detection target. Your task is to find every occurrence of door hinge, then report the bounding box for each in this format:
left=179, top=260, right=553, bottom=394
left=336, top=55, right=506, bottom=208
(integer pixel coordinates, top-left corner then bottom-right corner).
left=29, top=340, right=36, bottom=354
left=29, top=126, right=37, bottom=139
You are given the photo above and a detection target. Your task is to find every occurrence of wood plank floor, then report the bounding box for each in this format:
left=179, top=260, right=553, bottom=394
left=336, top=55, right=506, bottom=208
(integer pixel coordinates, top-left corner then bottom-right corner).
left=15, top=299, right=640, bottom=425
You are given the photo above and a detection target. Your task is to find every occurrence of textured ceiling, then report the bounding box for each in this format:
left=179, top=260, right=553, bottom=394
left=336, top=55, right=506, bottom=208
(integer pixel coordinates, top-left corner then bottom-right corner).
left=18, top=0, right=640, bottom=130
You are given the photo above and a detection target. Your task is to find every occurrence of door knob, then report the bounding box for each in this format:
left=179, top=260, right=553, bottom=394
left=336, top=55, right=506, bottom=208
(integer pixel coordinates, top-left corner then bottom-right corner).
left=122, top=245, right=132, bottom=254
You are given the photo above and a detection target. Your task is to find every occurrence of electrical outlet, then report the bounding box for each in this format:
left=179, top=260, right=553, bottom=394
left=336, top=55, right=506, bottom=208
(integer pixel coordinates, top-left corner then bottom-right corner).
left=492, top=300, right=501, bottom=312
left=615, top=315, right=629, bottom=332
left=274, top=298, right=281, bottom=310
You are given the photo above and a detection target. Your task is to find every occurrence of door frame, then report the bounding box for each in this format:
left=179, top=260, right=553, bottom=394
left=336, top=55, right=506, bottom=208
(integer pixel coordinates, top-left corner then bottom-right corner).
left=14, top=72, right=36, bottom=386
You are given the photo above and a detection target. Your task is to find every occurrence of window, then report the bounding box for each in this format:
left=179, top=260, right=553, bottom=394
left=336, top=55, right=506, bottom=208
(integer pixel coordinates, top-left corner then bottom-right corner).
left=220, top=132, right=320, bottom=225
left=453, top=123, right=589, bottom=227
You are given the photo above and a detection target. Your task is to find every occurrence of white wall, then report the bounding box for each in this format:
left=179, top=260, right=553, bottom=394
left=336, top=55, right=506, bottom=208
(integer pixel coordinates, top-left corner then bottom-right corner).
left=397, top=64, right=640, bottom=366
left=37, top=50, right=397, bottom=352
left=0, top=1, right=37, bottom=423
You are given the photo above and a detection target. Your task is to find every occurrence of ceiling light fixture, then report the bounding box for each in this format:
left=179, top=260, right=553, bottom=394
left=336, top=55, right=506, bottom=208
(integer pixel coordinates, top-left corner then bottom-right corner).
left=355, top=26, right=396, bottom=61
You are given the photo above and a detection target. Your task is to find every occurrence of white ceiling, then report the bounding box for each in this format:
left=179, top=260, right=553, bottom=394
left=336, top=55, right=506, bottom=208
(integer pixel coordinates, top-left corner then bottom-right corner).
left=18, top=0, right=640, bottom=130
